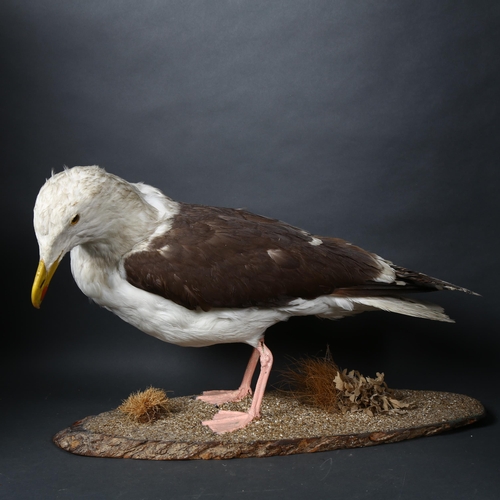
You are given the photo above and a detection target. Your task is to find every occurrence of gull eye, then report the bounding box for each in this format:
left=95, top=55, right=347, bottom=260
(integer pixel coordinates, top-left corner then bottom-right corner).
left=70, top=214, right=80, bottom=225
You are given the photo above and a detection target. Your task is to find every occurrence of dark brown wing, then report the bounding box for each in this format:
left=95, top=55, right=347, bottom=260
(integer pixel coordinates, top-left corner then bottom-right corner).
left=123, top=204, right=384, bottom=310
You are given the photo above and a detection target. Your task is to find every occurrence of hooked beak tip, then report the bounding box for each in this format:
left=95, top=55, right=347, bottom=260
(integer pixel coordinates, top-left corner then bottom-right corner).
left=32, top=259, right=59, bottom=308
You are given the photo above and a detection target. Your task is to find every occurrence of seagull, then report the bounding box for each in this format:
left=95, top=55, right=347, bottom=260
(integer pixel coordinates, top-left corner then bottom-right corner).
left=32, top=166, right=476, bottom=434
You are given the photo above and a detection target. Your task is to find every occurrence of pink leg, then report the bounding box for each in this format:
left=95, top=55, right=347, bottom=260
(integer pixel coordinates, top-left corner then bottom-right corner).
left=196, top=346, right=260, bottom=405
left=201, top=340, right=273, bottom=434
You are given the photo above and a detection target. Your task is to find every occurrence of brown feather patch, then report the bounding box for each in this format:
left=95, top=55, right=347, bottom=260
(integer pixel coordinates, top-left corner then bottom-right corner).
left=123, top=204, right=383, bottom=310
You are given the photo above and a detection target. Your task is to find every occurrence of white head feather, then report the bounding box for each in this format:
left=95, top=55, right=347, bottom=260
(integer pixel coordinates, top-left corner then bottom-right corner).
left=33, top=166, right=161, bottom=269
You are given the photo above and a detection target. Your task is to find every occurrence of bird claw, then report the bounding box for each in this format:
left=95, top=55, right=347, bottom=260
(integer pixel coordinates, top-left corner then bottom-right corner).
left=202, top=410, right=256, bottom=434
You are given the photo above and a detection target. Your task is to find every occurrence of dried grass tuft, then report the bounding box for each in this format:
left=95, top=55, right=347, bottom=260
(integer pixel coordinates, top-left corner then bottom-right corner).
left=280, top=347, right=411, bottom=416
left=118, top=387, right=170, bottom=423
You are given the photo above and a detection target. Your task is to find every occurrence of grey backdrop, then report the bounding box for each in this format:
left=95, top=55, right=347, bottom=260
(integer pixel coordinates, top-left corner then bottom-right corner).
left=2, top=1, right=499, bottom=499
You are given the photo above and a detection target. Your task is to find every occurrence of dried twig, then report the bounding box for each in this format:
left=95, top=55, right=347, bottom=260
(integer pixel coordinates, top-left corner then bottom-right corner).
left=280, top=347, right=411, bottom=416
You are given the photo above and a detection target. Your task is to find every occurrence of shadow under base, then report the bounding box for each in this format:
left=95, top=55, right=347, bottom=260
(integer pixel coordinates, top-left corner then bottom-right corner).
left=53, top=390, right=484, bottom=460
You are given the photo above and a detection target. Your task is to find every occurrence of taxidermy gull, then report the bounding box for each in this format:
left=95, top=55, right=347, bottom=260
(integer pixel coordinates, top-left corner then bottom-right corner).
left=32, top=166, right=476, bottom=434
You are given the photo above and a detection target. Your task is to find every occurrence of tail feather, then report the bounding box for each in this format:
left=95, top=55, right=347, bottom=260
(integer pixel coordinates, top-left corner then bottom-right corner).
left=324, top=261, right=477, bottom=323
left=352, top=296, right=455, bottom=323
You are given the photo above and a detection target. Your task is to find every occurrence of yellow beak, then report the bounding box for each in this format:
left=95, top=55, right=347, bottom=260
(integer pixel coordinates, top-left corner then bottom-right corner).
left=31, top=258, right=61, bottom=308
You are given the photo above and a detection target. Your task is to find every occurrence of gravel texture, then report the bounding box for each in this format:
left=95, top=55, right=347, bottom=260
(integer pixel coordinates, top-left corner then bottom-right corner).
left=83, top=390, right=484, bottom=443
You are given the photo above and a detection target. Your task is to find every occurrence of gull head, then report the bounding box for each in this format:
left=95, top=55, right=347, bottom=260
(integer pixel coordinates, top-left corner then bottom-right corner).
left=31, top=165, right=156, bottom=308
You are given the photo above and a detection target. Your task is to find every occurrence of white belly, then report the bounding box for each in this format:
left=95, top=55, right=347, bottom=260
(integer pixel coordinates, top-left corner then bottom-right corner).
left=103, top=278, right=289, bottom=348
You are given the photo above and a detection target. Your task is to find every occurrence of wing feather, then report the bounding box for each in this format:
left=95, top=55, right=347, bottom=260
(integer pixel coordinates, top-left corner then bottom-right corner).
left=123, top=204, right=383, bottom=310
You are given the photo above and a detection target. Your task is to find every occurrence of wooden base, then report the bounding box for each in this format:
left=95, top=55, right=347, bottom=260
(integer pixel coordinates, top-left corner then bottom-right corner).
left=53, top=390, right=485, bottom=460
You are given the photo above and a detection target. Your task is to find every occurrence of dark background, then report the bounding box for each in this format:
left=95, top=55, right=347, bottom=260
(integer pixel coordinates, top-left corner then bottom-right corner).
left=1, top=1, right=499, bottom=498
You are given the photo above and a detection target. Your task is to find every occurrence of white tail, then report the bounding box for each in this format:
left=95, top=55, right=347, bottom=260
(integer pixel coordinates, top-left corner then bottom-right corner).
left=352, top=296, right=454, bottom=323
